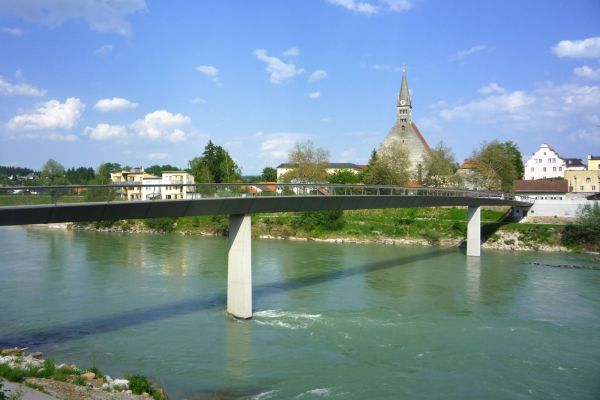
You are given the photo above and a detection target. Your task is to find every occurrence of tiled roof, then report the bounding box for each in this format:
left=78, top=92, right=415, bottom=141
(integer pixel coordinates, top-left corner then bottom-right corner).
left=514, top=179, right=568, bottom=193
left=564, top=158, right=585, bottom=167
left=411, top=122, right=432, bottom=154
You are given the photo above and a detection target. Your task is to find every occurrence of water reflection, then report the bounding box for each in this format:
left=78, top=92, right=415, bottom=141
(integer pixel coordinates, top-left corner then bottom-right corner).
left=226, top=317, right=252, bottom=381
left=465, top=256, right=481, bottom=306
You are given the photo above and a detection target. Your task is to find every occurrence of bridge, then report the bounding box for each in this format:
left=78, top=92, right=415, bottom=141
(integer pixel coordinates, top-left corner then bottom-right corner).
left=0, top=183, right=532, bottom=319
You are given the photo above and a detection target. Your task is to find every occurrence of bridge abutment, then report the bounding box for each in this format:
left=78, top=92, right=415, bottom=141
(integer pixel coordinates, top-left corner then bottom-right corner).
left=467, top=206, right=481, bottom=257
left=227, top=214, right=252, bottom=319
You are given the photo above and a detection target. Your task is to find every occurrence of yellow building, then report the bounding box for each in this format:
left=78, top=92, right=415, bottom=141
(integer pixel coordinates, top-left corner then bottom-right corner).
left=565, top=170, right=600, bottom=193
left=110, top=167, right=159, bottom=200
left=588, top=155, right=600, bottom=171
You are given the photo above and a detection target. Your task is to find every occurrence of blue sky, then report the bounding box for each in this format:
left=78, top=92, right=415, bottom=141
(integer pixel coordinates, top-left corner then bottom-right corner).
left=1, top=0, right=599, bottom=174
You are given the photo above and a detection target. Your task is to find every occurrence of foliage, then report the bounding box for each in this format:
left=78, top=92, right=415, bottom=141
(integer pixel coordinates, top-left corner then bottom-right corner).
left=65, top=167, right=95, bottom=184
left=0, top=166, right=34, bottom=177
left=145, top=164, right=181, bottom=177
left=561, top=203, right=600, bottom=251
left=422, top=141, right=458, bottom=187
left=144, top=218, right=176, bottom=232
left=472, top=140, right=521, bottom=191
left=188, top=140, right=241, bottom=183
left=261, top=167, right=277, bottom=182
left=291, top=210, right=344, bottom=232
left=281, top=140, right=330, bottom=183
left=328, top=169, right=362, bottom=184
left=504, top=141, right=524, bottom=180
left=363, top=143, right=411, bottom=185
left=41, top=159, right=68, bottom=186
left=126, top=375, right=167, bottom=399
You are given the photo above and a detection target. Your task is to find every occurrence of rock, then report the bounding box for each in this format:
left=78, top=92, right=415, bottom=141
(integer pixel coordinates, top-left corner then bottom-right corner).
left=142, top=392, right=150, bottom=397
left=126, top=390, right=133, bottom=395
left=29, top=351, right=43, bottom=358
left=81, top=371, right=96, bottom=380
left=112, top=378, right=129, bottom=388
left=1, top=347, right=26, bottom=356
left=90, top=378, right=104, bottom=388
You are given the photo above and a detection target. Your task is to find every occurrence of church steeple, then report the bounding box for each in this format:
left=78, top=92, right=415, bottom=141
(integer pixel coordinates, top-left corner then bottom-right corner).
left=397, top=67, right=412, bottom=124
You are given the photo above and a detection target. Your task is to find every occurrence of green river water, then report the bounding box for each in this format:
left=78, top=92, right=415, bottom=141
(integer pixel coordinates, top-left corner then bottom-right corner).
left=0, top=226, right=599, bottom=399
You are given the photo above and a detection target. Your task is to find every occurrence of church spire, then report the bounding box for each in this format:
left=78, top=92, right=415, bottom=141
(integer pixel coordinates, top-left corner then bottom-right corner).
left=397, top=67, right=411, bottom=108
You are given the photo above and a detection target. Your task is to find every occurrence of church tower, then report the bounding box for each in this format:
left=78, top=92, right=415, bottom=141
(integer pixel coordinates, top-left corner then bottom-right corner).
left=379, top=69, right=431, bottom=181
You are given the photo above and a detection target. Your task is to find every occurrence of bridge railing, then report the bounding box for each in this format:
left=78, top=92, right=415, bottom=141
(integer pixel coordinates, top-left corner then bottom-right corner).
left=0, top=183, right=528, bottom=207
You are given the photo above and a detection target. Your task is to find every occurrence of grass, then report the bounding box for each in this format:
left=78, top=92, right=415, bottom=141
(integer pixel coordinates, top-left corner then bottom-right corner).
left=0, top=195, right=85, bottom=206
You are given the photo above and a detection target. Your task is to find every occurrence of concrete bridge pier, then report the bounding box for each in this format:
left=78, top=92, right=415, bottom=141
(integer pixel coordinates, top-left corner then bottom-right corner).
left=227, top=214, right=253, bottom=319
left=467, top=206, right=481, bottom=257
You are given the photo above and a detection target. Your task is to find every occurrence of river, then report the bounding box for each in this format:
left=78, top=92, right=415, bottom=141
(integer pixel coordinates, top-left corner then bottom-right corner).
left=0, top=226, right=599, bottom=399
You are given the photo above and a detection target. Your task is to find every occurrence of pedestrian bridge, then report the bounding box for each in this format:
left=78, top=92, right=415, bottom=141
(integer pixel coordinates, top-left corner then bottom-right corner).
left=0, top=183, right=532, bottom=319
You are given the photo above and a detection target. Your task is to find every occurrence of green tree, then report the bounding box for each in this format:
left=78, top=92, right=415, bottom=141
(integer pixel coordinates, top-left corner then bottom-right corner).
left=66, top=167, right=95, bottom=184
left=146, top=164, right=181, bottom=177
left=188, top=140, right=241, bottom=183
left=364, top=143, right=411, bottom=185
left=41, top=159, right=68, bottom=185
left=422, top=141, right=458, bottom=187
left=328, top=169, right=362, bottom=184
left=282, top=140, right=330, bottom=183
left=85, top=163, right=116, bottom=201
left=472, top=141, right=520, bottom=191
left=562, top=203, right=600, bottom=251
left=504, top=141, right=524, bottom=180
left=261, top=167, right=277, bottom=182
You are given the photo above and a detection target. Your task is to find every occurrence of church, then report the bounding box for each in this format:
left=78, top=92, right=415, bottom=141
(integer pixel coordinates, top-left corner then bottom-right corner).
left=379, top=70, right=431, bottom=180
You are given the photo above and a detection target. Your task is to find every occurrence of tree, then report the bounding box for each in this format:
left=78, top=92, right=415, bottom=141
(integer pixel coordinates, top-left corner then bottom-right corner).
left=261, top=167, right=277, bottom=182
left=328, top=169, right=362, bottom=184
left=504, top=141, right=524, bottom=180
left=188, top=140, right=241, bottom=183
left=145, top=164, right=181, bottom=177
left=422, top=141, right=458, bottom=187
left=282, top=140, right=330, bottom=183
left=85, top=163, right=116, bottom=201
left=363, top=143, right=411, bottom=185
left=41, top=159, right=67, bottom=185
left=472, top=141, right=520, bottom=191
left=66, top=167, right=95, bottom=184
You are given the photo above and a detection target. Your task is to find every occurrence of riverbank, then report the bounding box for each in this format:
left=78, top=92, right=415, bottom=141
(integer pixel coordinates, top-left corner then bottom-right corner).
left=0, top=348, right=167, bottom=400
left=61, top=207, right=597, bottom=253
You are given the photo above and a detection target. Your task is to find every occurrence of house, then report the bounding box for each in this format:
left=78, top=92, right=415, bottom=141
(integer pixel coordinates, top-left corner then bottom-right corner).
left=111, top=168, right=196, bottom=200
left=564, top=158, right=586, bottom=171
left=276, top=163, right=364, bottom=182
left=565, top=155, right=600, bottom=194
left=161, top=171, right=196, bottom=200
left=514, top=179, right=568, bottom=201
left=456, top=159, right=483, bottom=190
left=110, top=167, right=160, bottom=200
left=523, top=144, right=566, bottom=180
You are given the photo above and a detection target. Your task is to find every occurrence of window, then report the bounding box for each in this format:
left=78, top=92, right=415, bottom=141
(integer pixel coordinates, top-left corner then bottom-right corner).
left=543, top=167, right=547, bottom=172
left=543, top=152, right=546, bottom=155
left=586, top=177, right=591, bottom=183
left=531, top=167, right=534, bottom=172
left=580, top=186, right=584, bottom=191
left=553, top=167, right=556, bottom=171
left=593, top=186, right=597, bottom=191
left=559, top=167, right=562, bottom=171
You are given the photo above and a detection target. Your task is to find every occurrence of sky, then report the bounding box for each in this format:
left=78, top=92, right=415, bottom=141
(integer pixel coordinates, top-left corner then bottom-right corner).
left=0, top=0, right=599, bottom=174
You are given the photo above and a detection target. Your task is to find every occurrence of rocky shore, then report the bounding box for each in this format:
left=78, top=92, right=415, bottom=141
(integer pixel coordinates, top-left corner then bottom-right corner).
left=0, top=347, right=167, bottom=400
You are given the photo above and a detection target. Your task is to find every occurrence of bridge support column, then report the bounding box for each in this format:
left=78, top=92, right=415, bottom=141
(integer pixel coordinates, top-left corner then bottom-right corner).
left=227, top=214, right=252, bottom=319
left=467, top=206, right=481, bottom=257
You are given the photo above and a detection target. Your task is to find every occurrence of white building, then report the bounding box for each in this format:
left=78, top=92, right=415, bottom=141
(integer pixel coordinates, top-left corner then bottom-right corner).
left=524, top=144, right=566, bottom=180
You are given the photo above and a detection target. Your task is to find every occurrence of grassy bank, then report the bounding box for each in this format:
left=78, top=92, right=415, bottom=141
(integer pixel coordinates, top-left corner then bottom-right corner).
left=72, top=206, right=599, bottom=252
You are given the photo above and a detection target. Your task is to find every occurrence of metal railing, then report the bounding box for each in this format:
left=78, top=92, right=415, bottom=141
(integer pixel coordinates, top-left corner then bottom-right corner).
left=0, top=183, right=532, bottom=207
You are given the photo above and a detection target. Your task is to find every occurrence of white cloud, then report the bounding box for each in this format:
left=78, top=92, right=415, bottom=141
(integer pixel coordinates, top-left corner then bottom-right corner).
left=195, top=65, right=221, bottom=86
left=84, top=124, right=128, bottom=140
left=308, top=91, right=321, bottom=99
left=256, top=132, right=313, bottom=160
left=14, top=69, right=24, bottom=79
left=254, top=49, right=304, bottom=84
left=574, top=65, right=600, bottom=81
left=283, top=47, right=299, bottom=57
left=7, top=97, right=84, bottom=131
left=568, top=129, right=600, bottom=144
left=147, top=152, right=169, bottom=160
left=2, top=27, right=23, bottom=36
left=326, top=0, right=411, bottom=14
left=0, top=75, right=46, bottom=97
left=190, top=97, right=207, bottom=104
left=94, top=97, right=138, bottom=112
left=368, top=64, right=402, bottom=72
left=93, top=44, right=113, bottom=57
left=45, top=133, right=78, bottom=142
left=131, top=110, right=190, bottom=142
left=0, top=0, right=146, bottom=36
left=478, top=82, right=506, bottom=94
left=553, top=37, right=600, bottom=59
left=308, top=69, right=327, bottom=83
left=450, top=45, right=487, bottom=62
left=440, top=91, right=535, bottom=121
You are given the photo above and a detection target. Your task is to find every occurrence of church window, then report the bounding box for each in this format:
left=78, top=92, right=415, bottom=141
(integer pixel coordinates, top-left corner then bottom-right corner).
left=401, top=125, right=405, bottom=131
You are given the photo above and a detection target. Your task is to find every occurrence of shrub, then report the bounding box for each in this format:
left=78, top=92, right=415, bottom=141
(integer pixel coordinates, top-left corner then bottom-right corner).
left=144, top=218, right=176, bottom=232
left=561, top=203, right=600, bottom=251
left=291, top=210, right=344, bottom=232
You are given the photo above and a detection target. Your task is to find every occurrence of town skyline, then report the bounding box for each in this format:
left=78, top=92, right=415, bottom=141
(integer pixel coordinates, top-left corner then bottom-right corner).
left=1, top=0, right=599, bottom=174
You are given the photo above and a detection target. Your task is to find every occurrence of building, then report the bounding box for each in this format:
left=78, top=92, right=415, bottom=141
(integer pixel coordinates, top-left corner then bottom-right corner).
left=111, top=168, right=196, bottom=200
left=514, top=179, right=568, bottom=201
left=379, top=69, right=431, bottom=179
left=565, top=156, right=599, bottom=193
left=456, top=159, right=482, bottom=190
left=564, top=158, right=586, bottom=171
left=276, top=163, right=364, bottom=182
left=587, top=155, right=600, bottom=171
left=523, top=144, right=566, bottom=180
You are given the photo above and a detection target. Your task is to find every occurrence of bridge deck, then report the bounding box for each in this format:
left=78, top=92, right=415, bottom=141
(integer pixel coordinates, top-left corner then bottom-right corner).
left=0, top=195, right=531, bottom=226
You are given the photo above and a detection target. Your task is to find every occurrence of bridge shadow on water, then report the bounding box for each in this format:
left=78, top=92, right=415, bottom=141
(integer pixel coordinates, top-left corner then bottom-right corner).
left=0, top=248, right=454, bottom=348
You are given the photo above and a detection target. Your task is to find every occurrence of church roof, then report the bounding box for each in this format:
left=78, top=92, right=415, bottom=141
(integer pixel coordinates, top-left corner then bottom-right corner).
left=397, top=69, right=411, bottom=108
left=411, top=122, right=431, bottom=154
